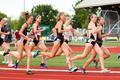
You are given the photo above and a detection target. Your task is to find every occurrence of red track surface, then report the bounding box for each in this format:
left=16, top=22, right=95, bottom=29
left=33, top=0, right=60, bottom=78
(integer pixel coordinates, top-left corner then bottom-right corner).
left=48, top=45, right=120, bottom=53
left=0, top=65, right=120, bottom=80
left=0, top=45, right=120, bottom=80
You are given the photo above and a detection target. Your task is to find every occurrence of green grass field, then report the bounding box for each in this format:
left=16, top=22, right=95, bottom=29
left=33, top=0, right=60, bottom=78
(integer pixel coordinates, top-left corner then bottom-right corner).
left=69, top=41, right=120, bottom=46
left=0, top=53, right=119, bottom=68
left=0, top=41, right=120, bottom=68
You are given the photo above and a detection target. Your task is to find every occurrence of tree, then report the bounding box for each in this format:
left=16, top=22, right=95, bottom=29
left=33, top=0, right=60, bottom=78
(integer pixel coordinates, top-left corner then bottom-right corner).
left=0, top=12, right=7, bottom=19
left=31, top=4, right=58, bottom=28
left=16, top=12, right=29, bottom=30
left=10, top=19, right=19, bottom=30
left=17, top=16, right=26, bottom=29
left=72, top=8, right=89, bottom=28
left=72, top=0, right=97, bottom=29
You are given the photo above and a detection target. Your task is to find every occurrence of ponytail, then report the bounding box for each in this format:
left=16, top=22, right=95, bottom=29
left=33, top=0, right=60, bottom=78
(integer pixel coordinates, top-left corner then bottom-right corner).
left=57, top=12, right=65, bottom=21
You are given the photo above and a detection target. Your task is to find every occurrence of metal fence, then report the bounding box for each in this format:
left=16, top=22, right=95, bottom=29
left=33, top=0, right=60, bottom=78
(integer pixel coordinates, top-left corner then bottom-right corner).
left=100, top=10, right=120, bottom=36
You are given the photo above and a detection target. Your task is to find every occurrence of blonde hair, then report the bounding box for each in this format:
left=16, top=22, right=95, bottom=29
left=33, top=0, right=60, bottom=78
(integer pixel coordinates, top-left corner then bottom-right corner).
left=65, top=14, right=72, bottom=24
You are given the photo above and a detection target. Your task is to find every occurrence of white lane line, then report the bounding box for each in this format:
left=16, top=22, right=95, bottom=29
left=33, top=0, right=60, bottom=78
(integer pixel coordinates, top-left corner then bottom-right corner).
left=0, top=67, right=120, bottom=74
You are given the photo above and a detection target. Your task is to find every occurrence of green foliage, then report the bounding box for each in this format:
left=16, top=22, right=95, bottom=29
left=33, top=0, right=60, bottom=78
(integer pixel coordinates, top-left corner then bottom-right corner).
left=0, top=11, right=28, bottom=30
left=0, top=54, right=118, bottom=68
left=12, top=14, right=27, bottom=30
left=8, top=4, right=59, bottom=31
left=31, top=5, right=58, bottom=28
left=72, top=8, right=89, bottom=28
left=8, top=16, right=23, bottom=30
left=0, top=12, right=7, bottom=19
left=72, top=0, right=98, bottom=29
left=17, top=16, right=26, bottom=29
left=9, top=19, right=19, bottom=30
left=0, top=12, right=19, bottom=30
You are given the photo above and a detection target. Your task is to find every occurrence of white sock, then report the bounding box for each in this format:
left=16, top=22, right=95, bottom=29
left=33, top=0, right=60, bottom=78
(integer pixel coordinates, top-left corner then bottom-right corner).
left=31, top=52, right=34, bottom=56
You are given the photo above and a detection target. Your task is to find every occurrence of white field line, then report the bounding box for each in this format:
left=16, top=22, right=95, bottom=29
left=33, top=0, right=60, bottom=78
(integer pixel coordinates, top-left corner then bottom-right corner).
left=0, top=67, right=120, bottom=74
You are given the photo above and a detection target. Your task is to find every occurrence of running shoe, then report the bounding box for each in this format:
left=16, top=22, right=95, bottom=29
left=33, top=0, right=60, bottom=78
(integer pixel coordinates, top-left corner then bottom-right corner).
left=101, top=69, right=111, bottom=73
left=118, top=55, right=120, bottom=59
left=33, top=50, right=40, bottom=58
left=81, top=68, right=86, bottom=74
left=69, top=66, right=78, bottom=72
left=2, top=61, right=8, bottom=64
left=3, top=52, right=9, bottom=56
left=26, top=70, right=33, bottom=75
left=93, top=60, right=98, bottom=68
left=14, top=60, right=19, bottom=69
left=40, top=63, right=48, bottom=69
left=8, top=64, right=15, bottom=67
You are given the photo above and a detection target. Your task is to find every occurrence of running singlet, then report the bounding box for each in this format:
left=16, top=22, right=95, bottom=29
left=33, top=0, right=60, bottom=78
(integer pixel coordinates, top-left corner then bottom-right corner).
left=32, top=25, right=41, bottom=46
left=63, top=24, right=72, bottom=44
left=56, top=24, right=64, bottom=45
left=89, top=33, right=96, bottom=46
left=96, top=33, right=103, bottom=47
left=0, top=27, right=4, bottom=46
left=19, top=23, right=28, bottom=45
left=86, top=27, right=97, bottom=46
left=86, top=23, right=97, bottom=46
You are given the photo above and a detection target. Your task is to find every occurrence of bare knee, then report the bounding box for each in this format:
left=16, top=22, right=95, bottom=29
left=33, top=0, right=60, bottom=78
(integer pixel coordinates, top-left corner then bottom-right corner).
left=99, top=53, right=104, bottom=57
left=18, top=55, right=22, bottom=59
left=106, top=54, right=110, bottom=58
left=27, top=53, right=32, bottom=58
left=81, top=54, right=87, bottom=59
left=50, top=54, right=56, bottom=58
left=97, top=50, right=104, bottom=57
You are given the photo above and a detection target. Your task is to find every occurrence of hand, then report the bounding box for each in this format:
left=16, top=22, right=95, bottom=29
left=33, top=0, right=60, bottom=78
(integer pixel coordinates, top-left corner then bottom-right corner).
left=107, top=31, right=112, bottom=35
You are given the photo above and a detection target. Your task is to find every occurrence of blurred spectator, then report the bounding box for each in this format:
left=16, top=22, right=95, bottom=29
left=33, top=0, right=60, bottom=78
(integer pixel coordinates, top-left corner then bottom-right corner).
left=2, top=18, right=12, bottom=43
left=15, top=30, right=20, bottom=40
left=1, top=17, right=14, bottom=67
